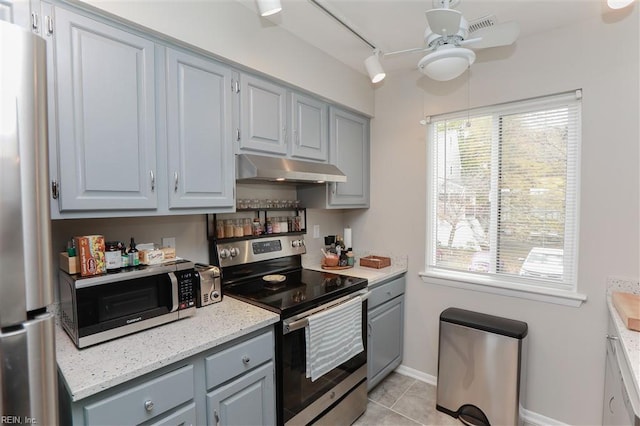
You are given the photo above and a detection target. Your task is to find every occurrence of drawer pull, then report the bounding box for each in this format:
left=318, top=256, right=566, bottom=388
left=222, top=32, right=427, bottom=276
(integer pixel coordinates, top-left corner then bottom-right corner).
left=606, top=334, right=619, bottom=341
left=144, top=400, right=154, bottom=412
left=242, top=355, right=250, bottom=364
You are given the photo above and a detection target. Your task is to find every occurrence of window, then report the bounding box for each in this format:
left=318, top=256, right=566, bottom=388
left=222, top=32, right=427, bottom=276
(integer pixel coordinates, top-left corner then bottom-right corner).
left=424, top=91, right=582, bottom=297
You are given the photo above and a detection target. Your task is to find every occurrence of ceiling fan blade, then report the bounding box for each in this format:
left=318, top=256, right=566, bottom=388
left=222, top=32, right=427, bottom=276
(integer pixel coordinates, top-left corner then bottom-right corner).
left=463, top=21, right=520, bottom=49
left=425, top=9, right=462, bottom=36
left=384, top=45, right=435, bottom=58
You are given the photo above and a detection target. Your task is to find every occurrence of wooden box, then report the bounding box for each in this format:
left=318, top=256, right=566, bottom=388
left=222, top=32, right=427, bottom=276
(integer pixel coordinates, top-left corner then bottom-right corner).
left=360, top=255, right=391, bottom=269
left=59, top=252, right=81, bottom=275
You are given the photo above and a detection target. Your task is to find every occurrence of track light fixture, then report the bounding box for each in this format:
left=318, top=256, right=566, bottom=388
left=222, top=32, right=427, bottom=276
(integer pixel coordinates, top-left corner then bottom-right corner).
left=364, top=50, right=386, bottom=83
left=257, top=0, right=282, bottom=17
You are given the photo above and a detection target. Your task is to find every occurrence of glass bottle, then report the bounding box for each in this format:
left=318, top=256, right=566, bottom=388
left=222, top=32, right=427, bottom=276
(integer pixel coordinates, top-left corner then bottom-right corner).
left=243, top=218, right=252, bottom=236
left=128, top=237, right=140, bottom=268
left=224, top=219, right=234, bottom=238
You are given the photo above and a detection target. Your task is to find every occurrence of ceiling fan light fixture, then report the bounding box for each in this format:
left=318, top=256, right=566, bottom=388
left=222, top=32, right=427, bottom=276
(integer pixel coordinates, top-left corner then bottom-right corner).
left=418, top=46, right=475, bottom=81
left=257, top=0, right=282, bottom=17
left=365, top=51, right=386, bottom=83
left=607, top=0, right=635, bottom=8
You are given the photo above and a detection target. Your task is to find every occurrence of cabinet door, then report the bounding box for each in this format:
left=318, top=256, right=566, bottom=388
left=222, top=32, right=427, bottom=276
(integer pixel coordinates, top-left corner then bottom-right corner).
left=290, top=92, right=328, bottom=162
left=367, top=296, right=404, bottom=391
left=603, top=345, right=631, bottom=425
left=207, top=362, right=276, bottom=426
left=239, top=74, right=287, bottom=155
left=166, top=48, right=234, bottom=209
left=0, top=0, right=31, bottom=29
left=54, top=8, right=157, bottom=211
left=328, top=107, right=370, bottom=207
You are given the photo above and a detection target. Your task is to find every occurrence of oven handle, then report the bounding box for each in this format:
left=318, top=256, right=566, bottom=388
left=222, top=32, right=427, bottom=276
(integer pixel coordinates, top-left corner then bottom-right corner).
left=282, top=289, right=370, bottom=335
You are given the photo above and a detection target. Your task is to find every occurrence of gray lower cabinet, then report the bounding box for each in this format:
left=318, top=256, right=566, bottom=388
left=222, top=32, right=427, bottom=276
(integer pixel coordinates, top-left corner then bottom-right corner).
left=58, top=328, right=276, bottom=425
left=206, top=362, right=275, bottom=426
left=165, top=48, right=235, bottom=210
left=367, top=275, right=405, bottom=391
left=238, top=73, right=288, bottom=156
left=51, top=6, right=158, bottom=212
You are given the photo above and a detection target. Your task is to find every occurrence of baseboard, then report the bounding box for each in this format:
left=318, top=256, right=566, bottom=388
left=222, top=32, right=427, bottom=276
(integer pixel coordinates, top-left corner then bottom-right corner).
left=394, top=364, right=568, bottom=426
left=394, top=364, right=437, bottom=386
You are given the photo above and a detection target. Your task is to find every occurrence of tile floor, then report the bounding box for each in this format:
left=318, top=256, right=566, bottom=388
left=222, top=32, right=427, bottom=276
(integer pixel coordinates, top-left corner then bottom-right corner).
left=354, top=372, right=461, bottom=426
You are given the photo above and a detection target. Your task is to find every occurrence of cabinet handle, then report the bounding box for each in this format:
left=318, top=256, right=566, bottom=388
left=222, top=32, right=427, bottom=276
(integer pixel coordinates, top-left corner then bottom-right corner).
left=174, top=172, right=179, bottom=192
left=144, top=399, right=154, bottom=412
left=150, top=170, right=155, bottom=192
left=31, top=12, right=38, bottom=31
left=44, top=15, right=53, bottom=35
left=606, top=334, right=618, bottom=341
left=214, top=410, right=220, bottom=426
left=368, top=322, right=372, bottom=337
left=332, top=183, right=337, bottom=195
left=242, top=355, right=250, bottom=364
left=608, top=396, right=615, bottom=414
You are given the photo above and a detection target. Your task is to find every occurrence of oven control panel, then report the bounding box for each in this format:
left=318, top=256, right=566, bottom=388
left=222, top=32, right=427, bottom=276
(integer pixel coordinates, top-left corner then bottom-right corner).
left=216, top=235, right=306, bottom=267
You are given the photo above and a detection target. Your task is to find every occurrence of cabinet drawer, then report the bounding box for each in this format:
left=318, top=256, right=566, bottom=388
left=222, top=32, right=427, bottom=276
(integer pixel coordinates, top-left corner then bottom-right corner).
left=147, top=402, right=196, bottom=426
left=369, top=276, right=406, bottom=310
left=205, top=330, right=274, bottom=390
left=84, top=365, right=194, bottom=425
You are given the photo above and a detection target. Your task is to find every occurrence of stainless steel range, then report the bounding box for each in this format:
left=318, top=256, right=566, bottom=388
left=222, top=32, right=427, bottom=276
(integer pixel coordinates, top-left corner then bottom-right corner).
left=212, top=235, right=368, bottom=426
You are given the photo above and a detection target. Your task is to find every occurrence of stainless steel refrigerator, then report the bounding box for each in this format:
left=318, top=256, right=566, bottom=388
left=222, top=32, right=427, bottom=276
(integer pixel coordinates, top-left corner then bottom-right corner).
left=0, top=19, right=58, bottom=424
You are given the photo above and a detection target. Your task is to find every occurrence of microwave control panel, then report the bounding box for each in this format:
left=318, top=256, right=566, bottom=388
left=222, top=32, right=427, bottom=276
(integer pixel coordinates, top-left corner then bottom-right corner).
left=175, top=269, right=196, bottom=310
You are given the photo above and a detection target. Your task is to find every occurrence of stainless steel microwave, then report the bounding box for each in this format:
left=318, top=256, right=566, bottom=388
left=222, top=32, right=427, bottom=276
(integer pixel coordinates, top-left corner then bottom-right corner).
left=59, top=260, right=197, bottom=348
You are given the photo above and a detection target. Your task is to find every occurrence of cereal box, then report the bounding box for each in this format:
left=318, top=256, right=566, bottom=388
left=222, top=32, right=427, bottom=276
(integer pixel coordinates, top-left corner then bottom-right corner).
left=74, top=235, right=106, bottom=277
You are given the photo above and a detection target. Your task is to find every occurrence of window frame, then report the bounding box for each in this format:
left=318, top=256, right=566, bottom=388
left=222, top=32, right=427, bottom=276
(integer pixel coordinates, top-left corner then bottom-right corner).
left=421, top=90, right=587, bottom=307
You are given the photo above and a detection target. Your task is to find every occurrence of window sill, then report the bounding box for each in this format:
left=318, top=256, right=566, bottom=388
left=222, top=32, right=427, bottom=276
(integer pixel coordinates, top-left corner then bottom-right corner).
left=419, top=270, right=587, bottom=307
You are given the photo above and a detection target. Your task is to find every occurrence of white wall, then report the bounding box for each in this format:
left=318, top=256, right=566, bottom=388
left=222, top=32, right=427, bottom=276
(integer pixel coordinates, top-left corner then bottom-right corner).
left=77, top=0, right=374, bottom=116
left=348, top=6, right=639, bottom=425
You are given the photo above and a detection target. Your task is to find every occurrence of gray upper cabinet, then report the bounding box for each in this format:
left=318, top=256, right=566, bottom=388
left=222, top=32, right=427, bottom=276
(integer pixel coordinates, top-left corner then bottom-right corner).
left=165, top=48, right=234, bottom=209
left=290, top=92, right=328, bottom=162
left=238, top=74, right=287, bottom=155
left=0, top=0, right=35, bottom=30
left=328, top=106, right=370, bottom=207
left=53, top=7, right=158, bottom=212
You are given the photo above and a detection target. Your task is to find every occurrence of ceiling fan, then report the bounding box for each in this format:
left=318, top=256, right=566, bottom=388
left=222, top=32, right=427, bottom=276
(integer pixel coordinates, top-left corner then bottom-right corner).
left=367, top=0, right=520, bottom=82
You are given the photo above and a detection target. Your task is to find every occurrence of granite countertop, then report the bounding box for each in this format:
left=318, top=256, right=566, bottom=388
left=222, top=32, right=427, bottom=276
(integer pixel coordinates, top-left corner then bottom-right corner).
left=56, top=297, right=279, bottom=401
left=606, top=277, right=640, bottom=399
left=302, top=252, right=408, bottom=286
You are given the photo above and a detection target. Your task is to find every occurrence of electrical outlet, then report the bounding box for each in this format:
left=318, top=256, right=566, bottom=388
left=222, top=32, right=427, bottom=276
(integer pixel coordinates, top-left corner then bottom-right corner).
left=161, top=237, right=176, bottom=248
left=313, top=225, right=320, bottom=239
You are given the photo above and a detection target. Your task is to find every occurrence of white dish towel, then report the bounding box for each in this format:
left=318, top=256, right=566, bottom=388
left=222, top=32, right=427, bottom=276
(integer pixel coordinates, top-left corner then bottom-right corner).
left=305, top=296, right=364, bottom=382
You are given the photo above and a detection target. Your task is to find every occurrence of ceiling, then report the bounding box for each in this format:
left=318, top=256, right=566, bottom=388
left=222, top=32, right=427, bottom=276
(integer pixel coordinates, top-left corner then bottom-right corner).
left=236, top=0, right=610, bottom=78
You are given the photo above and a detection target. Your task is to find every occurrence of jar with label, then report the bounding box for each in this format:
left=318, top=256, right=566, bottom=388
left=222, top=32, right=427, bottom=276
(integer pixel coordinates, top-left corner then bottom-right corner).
left=280, top=217, right=289, bottom=233
left=265, top=219, right=273, bottom=234
left=120, top=242, right=129, bottom=268
left=105, top=241, right=122, bottom=271
left=252, top=218, right=262, bottom=236
left=293, top=216, right=301, bottom=232
left=272, top=217, right=281, bottom=233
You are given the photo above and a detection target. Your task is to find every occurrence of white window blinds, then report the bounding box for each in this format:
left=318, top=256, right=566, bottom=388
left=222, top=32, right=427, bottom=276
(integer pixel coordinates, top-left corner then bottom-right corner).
left=426, top=91, right=581, bottom=291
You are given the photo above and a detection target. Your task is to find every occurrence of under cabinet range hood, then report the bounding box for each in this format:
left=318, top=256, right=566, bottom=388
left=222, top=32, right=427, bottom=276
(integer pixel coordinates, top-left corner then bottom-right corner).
left=236, top=154, right=347, bottom=184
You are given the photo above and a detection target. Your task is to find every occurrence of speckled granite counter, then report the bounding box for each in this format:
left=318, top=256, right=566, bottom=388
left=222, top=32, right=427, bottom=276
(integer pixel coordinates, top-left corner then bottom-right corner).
left=56, top=297, right=279, bottom=401
left=606, top=277, right=640, bottom=400
left=302, top=252, right=408, bottom=286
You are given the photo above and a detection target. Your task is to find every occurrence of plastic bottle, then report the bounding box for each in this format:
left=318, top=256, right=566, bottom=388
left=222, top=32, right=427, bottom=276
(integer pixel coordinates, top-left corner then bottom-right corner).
left=128, top=237, right=140, bottom=268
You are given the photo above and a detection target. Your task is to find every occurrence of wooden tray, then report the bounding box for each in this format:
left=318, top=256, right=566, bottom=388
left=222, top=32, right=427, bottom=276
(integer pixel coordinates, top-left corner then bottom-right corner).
left=321, top=265, right=353, bottom=270
left=360, top=255, right=391, bottom=269
left=612, top=291, right=640, bottom=331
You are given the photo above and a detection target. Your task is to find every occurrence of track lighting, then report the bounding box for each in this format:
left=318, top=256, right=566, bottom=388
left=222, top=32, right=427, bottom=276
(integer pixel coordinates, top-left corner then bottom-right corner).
left=364, top=50, right=386, bottom=83
left=607, top=0, right=635, bottom=8
left=257, top=0, right=282, bottom=17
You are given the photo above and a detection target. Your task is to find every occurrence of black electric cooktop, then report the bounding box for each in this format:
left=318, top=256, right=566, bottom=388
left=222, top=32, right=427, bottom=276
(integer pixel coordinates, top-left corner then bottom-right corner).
left=223, top=268, right=368, bottom=318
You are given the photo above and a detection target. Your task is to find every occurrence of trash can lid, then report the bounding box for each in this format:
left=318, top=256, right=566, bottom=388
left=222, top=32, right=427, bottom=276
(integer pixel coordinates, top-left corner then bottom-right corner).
left=440, top=307, right=528, bottom=339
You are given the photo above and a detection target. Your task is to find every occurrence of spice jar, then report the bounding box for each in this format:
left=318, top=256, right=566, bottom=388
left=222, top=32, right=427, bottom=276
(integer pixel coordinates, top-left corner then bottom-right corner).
left=265, top=219, right=273, bottom=234
left=224, top=219, right=234, bottom=238
left=272, top=217, right=281, bottom=233
left=105, top=241, right=122, bottom=271
left=233, top=219, right=244, bottom=237
left=216, top=220, right=225, bottom=239
left=252, top=218, right=262, bottom=236
left=280, top=217, right=289, bottom=233
left=243, top=218, right=252, bottom=236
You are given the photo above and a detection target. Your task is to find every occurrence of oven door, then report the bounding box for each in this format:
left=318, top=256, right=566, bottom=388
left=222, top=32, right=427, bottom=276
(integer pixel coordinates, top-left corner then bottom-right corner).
left=281, top=291, right=369, bottom=425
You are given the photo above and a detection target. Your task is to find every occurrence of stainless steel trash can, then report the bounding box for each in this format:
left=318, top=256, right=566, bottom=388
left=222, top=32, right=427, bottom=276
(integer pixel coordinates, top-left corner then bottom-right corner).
left=436, top=308, right=528, bottom=426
